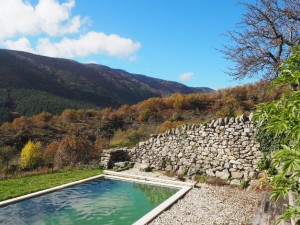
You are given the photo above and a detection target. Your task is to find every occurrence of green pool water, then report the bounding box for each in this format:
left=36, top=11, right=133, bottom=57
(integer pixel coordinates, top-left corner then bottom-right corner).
left=0, top=177, right=178, bottom=225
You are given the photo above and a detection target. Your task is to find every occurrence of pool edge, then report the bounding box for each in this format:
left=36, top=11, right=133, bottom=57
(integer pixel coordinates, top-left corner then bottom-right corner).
left=0, top=170, right=194, bottom=225
left=104, top=170, right=194, bottom=225
left=0, top=173, right=105, bottom=207
left=132, top=185, right=192, bottom=225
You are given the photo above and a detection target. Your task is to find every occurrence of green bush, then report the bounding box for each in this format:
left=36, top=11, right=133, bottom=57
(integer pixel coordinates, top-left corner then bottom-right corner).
left=253, top=45, right=300, bottom=224
left=109, top=129, right=143, bottom=148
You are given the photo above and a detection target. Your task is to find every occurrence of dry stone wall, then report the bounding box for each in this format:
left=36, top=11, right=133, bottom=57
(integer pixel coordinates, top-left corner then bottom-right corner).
left=130, top=115, right=261, bottom=183
left=102, top=115, right=262, bottom=183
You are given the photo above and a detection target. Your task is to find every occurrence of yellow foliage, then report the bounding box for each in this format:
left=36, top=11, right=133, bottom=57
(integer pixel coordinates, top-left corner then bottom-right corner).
left=138, top=108, right=152, bottom=122
left=20, top=141, right=42, bottom=169
left=109, top=129, right=141, bottom=147
left=158, top=120, right=184, bottom=133
left=34, top=112, right=52, bottom=122
left=171, top=93, right=185, bottom=109
left=59, top=109, right=79, bottom=122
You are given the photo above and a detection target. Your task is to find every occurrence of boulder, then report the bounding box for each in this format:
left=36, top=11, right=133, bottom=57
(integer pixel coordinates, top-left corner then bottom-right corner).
left=114, top=161, right=128, bottom=168
left=215, top=169, right=230, bottom=180
left=139, top=163, right=152, bottom=172
left=177, top=166, right=187, bottom=176
left=206, top=169, right=215, bottom=177
left=231, top=171, right=244, bottom=179
left=230, top=179, right=241, bottom=185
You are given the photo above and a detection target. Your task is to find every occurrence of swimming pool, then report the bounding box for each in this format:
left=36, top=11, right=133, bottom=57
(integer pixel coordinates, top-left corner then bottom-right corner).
left=0, top=175, right=183, bottom=225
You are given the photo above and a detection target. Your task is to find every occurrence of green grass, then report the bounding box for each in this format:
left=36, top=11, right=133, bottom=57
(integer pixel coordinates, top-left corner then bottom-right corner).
left=0, top=168, right=102, bottom=201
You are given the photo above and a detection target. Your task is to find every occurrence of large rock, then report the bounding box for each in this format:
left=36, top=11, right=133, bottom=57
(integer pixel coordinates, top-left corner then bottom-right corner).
left=231, top=171, right=244, bottom=179
left=139, top=163, right=152, bottom=172
left=215, top=169, right=230, bottom=180
left=230, top=179, right=241, bottom=185
left=177, top=166, right=187, bottom=176
left=187, top=166, right=197, bottom=176
left=206, top=169, right=215, bottom=177
left=114, top=161, right=128, bottom=168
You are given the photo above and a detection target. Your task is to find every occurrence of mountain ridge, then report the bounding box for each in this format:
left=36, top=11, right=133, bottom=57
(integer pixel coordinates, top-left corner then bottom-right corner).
left=0, top=49, right=213, bottom=123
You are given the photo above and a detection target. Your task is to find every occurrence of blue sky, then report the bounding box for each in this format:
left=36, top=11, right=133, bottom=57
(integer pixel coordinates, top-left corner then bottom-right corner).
left=0, top=0, right=257, bottom=90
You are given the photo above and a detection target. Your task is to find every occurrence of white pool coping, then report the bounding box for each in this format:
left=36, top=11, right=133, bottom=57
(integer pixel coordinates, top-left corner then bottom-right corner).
left=104, top=170, right=195, bottom=187
left=0, top=171, right=193, bottom=225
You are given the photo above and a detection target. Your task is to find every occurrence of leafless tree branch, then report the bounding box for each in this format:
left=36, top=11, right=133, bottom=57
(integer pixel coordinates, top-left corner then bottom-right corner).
left=221, top=0, right=300, bottom=80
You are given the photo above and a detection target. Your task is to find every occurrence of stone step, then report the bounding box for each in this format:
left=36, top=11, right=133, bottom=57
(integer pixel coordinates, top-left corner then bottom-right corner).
left=253, top=192, right=291, bottom=225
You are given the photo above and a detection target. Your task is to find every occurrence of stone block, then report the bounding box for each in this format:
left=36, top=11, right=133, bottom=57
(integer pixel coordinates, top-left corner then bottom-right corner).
left=231, top=171, right=244, bottom=179
left=215, top=169, right=230, bottom=179
left=206, top=169, right=215, bottom=177
left=229, top=159, right=242, bottom=165
left=230, top=179, right=241, bottom=185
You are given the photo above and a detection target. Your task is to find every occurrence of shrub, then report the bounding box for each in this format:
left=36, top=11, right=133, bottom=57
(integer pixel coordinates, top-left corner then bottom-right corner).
left=59, top=109, right=79, bottom=122
left=109, top=125, right=154, bottom=148
left=109, top=129, right=142, bottom=148
left=158, top=120, right=184, bottom=133
left=34, top=112, right=52, bottom=122
left=43, top=141, right=59, bottom=169
left=0, top=145, right=16, bottom=178
left=240, top=180, right=250, bottom=189
left=94, top=136, right=109, bottom=157
left=138, top=108, right=152, bottom=123
left=253, top=46, right=300, bottom=224
left=55, top=135, right=94, bottom=168
left=256, top=154, right=271, bottom=171
left=20, top=141, right=42, bottom=170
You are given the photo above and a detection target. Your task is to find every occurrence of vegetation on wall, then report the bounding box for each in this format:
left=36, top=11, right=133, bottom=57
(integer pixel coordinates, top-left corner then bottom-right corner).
left=253, top=46, right=300, bottom=224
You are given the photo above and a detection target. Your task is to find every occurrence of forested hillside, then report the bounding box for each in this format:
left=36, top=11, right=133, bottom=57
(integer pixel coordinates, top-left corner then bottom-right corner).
left=0, top=81, right=286, bottom=156
left=0, top=49, right=213, bottom=124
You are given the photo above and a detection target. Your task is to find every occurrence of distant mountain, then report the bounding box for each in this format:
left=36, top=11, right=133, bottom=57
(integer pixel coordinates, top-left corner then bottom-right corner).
left=0, top=49, right=213, bottom=124
left=190, top=87, right=214, bottom=93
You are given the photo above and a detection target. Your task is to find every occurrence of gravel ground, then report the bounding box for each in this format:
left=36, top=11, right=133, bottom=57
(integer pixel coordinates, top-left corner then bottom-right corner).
left=120, top=168, right=262, bottom=225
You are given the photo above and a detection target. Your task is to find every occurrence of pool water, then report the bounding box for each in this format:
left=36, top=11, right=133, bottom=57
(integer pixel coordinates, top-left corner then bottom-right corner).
left=0, top=178, right=178, bottom=225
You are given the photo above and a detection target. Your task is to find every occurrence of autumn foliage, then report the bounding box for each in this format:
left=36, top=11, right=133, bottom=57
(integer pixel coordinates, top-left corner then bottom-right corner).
left=55, top=135, right=95, bottom=168
left=43, top=141, right=59, bottom=168
left=20, top=141, right=42, bottom=170
left=0, top=80, right=289, bottom=175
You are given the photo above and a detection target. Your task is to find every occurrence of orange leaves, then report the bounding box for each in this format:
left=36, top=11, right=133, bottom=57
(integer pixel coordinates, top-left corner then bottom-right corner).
left=55, top=134, right=94, bottom=168
left=158, top=120, right=184, bottom=133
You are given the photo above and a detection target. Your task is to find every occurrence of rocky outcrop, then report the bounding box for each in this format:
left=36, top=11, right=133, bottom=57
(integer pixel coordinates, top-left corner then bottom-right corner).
left=102, top=115, right=262, bottom=183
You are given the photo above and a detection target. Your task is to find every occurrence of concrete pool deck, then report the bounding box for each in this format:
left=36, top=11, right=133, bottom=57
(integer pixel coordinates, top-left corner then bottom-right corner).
left=121, top=168, right=262, bottom=225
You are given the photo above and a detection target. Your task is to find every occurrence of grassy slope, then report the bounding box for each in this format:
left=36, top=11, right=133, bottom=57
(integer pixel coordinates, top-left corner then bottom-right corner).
left=0, top=168, right=102, bottom=201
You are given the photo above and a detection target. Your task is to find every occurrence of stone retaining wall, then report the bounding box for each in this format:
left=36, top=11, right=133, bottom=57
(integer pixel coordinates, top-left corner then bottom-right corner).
left=102, top=115, right=262, bottom=183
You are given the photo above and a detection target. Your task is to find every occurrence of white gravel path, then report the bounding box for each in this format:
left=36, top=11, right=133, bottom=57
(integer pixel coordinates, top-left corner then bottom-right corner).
left=120, top=168, right=262, bottom=225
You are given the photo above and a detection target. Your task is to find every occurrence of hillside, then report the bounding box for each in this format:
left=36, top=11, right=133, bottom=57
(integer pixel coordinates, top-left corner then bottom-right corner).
left=0, top=81, right=286, bottom=152
left=0, top=49, right=213, bottom=124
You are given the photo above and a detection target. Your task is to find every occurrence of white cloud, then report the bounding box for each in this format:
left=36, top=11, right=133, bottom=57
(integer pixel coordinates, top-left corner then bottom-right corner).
left=36, top=32, right=141, bottom=58
left=178, top=72, right=194, bottom=81
left=0, top=0, right=81, bottom=39
left=0, top=0, right=141, bottom=60
left=3, top=37, right=35, bottom=53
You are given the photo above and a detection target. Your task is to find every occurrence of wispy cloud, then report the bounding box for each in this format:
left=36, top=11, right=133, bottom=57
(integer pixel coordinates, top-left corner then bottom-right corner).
left=178, top=72, right=194, bottom=81
left=0, top=0, right=141, bottom=60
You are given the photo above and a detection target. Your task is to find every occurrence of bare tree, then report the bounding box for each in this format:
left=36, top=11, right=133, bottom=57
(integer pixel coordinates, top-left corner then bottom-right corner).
left=222, top=0, right=300, bottom=80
